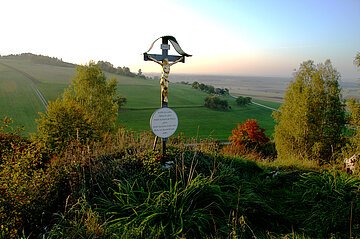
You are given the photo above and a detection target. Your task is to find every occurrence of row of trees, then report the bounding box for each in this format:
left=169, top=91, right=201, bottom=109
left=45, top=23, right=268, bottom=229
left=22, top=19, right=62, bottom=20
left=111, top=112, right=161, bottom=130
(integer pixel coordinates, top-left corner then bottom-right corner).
left=204, top=95, right=251, bottom=110
left=97, top=60, right=146, bottom=79
left=192, top=81, right=229, bottom=95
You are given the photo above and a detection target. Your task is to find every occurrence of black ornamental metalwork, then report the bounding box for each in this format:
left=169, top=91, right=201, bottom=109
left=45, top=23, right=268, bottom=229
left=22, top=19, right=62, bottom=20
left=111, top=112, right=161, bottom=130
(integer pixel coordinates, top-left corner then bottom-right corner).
left=144, top=35, right=192, bottom=63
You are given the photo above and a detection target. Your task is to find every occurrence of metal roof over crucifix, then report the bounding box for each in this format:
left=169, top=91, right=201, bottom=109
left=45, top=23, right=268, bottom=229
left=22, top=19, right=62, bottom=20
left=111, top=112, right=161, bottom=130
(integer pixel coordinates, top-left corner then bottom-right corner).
left=143, top=35, right=192, bottom=63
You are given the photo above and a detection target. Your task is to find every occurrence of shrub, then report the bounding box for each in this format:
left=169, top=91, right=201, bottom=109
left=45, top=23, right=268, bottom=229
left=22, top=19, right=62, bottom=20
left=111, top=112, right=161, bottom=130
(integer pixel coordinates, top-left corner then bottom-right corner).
left=204, top=95, right=229, bottom=110
left=236, top=96, right=252, bottom=106
left=0, top=117, right=27, bottom=162
left=35, top=99, right=95, bottom=154
left=0, top=141, right=52, bottom=238
left=228, top=119, right=270, bottom=156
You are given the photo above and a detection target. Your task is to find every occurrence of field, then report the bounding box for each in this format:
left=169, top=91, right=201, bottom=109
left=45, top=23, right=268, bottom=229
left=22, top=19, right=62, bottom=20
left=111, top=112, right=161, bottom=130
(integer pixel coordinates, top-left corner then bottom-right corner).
left=118, top=94, right=278, bottom=140
left=0, top=56, right=280, bottom=140
left=0, top=62, right=45, bottom=132
left=169, top=73, right=360, bottom=101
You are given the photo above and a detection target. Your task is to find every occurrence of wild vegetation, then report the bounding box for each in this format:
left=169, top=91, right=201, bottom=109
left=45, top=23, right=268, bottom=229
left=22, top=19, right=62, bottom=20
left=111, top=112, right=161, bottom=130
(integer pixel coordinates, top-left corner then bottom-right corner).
left=1, top=119, right=360, bottom=238
left=0, top=54, right=359, bottom=238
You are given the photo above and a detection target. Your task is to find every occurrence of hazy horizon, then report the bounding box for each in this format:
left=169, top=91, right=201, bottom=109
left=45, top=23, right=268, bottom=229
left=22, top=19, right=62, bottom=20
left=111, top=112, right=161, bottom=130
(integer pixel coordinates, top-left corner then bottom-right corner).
left=1, top=52, right=359, bottom=83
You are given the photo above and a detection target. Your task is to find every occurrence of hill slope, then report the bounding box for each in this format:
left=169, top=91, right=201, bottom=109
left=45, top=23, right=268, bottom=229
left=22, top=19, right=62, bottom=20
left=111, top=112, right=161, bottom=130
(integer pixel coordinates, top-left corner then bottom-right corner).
left=0, top=54, right=279, bottom=140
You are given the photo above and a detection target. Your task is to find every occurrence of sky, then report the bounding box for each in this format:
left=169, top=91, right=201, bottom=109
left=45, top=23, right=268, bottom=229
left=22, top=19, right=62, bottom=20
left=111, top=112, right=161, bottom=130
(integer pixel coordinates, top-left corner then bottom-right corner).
left=1, top=0, right=359, bottom=79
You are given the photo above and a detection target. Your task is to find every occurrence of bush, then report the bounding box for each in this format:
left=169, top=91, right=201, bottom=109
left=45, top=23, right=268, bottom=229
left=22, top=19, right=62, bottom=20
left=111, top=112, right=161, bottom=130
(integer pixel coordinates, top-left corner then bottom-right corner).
left=204, top=95, right=229, bottom=110
left=0, top=141, right=52, bottom=238
left=227, top=119, right=271, bottom=159
left=236, top=96, right=252, bottom=106
left=0, top=117, right=27, bottom=162
left=35, top=99, right=95, bottom=154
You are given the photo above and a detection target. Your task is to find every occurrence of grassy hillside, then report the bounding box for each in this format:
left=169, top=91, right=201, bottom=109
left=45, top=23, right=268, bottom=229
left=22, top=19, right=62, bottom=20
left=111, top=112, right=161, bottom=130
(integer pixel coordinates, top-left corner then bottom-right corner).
left=109, top=75, right=278, bottom=140
left=0, top=62, right=45, bottom=132
left=0, top=56, right=279, bottom=140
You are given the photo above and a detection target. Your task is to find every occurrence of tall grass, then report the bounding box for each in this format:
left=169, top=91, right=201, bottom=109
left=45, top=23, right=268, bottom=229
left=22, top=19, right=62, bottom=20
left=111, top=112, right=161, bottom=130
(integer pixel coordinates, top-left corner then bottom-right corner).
left=100, top=161, right=228, bottom=238
left=41, top=196, right=106, bottom=239
left=293, top=171, right=360, bottom=238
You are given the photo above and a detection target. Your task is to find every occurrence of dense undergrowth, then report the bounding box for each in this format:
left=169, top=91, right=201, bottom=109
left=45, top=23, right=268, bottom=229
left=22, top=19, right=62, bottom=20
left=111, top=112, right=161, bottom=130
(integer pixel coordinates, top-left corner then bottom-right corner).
left=1, top=128, right=360, bottom=239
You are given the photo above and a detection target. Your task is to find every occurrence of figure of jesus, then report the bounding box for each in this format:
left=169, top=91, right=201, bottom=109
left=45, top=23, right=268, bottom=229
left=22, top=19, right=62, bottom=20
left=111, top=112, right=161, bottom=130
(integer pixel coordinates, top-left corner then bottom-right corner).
left=147, top=56, right=184, bottom=104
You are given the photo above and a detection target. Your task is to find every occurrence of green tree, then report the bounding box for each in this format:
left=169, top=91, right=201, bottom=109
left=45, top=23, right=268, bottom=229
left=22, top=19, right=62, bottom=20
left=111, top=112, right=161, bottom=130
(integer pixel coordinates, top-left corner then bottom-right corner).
left=347, top=99, right=360, bottom=154
left=36, top=99, right=94, bottom=151
left=273, top=60, right=346, bottom=163
left=191, top=81, right=199, bottom=89
left=204, top=96, right=228, bottom=110
left=36, top=62, right=118, bottom=152
left=97, top=60, right=116, bottom=73
left=236, top=96, right=252, bottom=106
left=137, top=68, right=143, bottom=77
left=346, top=53, right=360, bottom=154
left=63, top=62, right=118, bottom=134
left=122, top=66, right=135, bottom=77
left=354, top=52, right=360, bottom=68
left=199, top=83, right=206, bottom=91
left=205, top=85, right=215, bottom=94
left=114, top=95, right=127, bottom=108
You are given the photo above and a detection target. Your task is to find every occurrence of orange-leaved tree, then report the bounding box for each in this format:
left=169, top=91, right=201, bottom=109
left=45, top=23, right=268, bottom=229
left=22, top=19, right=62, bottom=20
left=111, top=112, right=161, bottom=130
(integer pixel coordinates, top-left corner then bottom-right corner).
left=229, top=119, right=269, bottom=151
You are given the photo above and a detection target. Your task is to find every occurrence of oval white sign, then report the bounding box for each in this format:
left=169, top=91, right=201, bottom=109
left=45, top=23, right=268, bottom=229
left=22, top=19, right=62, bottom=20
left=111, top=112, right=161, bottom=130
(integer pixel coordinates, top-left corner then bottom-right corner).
left=150, top=107, right=178, bottom=138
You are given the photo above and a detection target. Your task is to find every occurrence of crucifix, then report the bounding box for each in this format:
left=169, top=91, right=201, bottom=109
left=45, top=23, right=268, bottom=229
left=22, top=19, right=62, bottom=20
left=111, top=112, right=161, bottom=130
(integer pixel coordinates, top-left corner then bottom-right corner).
left=146, top=55, right=184, bottom=106
left=144, top=36, right=191, bottom=155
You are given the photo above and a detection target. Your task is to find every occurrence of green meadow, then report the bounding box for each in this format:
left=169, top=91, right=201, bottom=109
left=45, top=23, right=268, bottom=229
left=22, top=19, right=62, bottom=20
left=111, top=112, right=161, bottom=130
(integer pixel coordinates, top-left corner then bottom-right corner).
left=118, top=95, right=276, bottom=140
left=0, top=62, right=45, bottom=132
left=0, top=57, right=279, bottom=140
